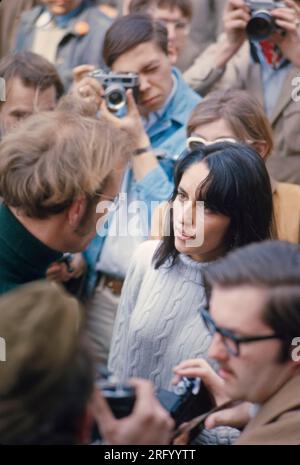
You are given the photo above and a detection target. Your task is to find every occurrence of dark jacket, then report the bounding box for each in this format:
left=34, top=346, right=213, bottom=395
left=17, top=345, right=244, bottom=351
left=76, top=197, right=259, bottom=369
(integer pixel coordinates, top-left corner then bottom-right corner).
left=14, top=0, right=111, bottom=90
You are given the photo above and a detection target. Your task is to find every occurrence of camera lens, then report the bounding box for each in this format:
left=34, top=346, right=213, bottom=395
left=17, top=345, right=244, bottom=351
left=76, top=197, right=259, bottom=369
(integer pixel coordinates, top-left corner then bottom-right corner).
left=105, top=84, right=126, bottom=112
left=246, top=12, right=275, bottom=41
left=99, top=382, right=136, bottom=419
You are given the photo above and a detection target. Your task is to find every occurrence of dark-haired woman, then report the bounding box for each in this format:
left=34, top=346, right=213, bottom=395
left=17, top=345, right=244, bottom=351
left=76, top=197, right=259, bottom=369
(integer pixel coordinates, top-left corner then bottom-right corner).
left=108, top=142, right=274, bottom=391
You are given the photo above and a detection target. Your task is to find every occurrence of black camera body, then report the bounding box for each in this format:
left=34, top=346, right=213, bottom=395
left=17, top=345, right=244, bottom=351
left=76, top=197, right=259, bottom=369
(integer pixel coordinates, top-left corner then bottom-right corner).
left=245, top=0, right=285, bottom=40
left=98, top=377, right=214, bottom=428
left=89, top=69, right=140, bottom=112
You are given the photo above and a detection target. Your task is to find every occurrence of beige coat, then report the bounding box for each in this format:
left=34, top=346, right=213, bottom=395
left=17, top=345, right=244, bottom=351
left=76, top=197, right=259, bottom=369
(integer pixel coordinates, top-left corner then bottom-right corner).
left=177, top=0, right=227, bottom=72
left=184, top=37, right=300, bottom=184
left=236, top=374, right=300, bottom=445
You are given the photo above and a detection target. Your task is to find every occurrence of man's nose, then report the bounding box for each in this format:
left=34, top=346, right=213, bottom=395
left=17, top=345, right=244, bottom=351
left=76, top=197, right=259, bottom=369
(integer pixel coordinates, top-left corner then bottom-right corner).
left=208, top=333, right=229, bottom=362
left=139, top=74, right=151, bottom=92
left=167, top=23, right=176, bottom=41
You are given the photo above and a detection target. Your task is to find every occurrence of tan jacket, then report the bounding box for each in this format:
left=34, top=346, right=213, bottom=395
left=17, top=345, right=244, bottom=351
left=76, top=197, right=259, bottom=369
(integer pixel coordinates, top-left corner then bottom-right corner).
left=184, top=37, right=300, bottom=184
left=273, top=182, right=300, bottom=244
left=236, top=374, right=300, bottom=445
left=177, top=0, right=227, bottom=72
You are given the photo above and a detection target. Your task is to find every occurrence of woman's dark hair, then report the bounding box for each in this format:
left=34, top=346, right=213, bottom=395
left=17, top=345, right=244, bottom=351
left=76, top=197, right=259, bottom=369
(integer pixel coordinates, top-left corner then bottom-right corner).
left=153, top=141, right=275, bottom=269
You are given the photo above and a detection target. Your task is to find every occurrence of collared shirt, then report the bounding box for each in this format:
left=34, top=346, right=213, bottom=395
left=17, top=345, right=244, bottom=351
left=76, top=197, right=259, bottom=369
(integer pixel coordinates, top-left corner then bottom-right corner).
left=251, top=41, right=292, bottom=118
left=0, top=204, right=62, bottom=295
left=53, top=1, right=85, bottom=28
left=96, top=76, right=178, bottom=276
left=142, top=74, right=177, bottom=132
left=84, top=67, right=201, bottom=289
left=95, top=68, right=200, bottom=278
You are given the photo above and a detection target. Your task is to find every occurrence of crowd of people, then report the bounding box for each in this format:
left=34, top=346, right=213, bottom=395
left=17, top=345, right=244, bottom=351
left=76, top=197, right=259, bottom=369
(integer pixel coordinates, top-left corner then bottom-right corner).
left=0, top=0, right=300, bottom=446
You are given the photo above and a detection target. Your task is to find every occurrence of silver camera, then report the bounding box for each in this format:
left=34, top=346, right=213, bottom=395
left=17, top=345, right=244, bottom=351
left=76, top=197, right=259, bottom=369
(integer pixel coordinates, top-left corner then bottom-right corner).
left=0, top=77, right=5, bottom=102
left=89, top=69, right=140, bottom=112
left=245, top=0, right=285, bottom=40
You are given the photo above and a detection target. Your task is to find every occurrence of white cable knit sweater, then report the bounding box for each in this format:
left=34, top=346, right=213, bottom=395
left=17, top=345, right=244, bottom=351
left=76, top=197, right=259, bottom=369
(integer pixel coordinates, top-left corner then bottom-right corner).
left=108, top=240, right=212, bottom=390
left=108, top=240, right=240, bottom=445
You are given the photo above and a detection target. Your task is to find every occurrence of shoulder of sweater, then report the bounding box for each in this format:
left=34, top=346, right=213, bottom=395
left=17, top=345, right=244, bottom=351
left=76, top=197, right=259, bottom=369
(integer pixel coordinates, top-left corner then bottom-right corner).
left=130, top=240, right=160, bottom=272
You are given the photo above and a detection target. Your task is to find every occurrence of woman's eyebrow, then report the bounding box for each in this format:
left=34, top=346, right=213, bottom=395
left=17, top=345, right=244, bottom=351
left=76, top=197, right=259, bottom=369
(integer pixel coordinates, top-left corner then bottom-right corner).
left=177, top=186, right=189, bottom=196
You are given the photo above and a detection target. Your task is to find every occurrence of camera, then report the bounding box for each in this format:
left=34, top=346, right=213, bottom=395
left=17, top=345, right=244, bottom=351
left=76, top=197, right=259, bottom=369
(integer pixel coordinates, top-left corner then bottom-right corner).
left=245, top=0, right=285, bottom=41
left=57, top=253, right=74, bottom=273
left=98, top=376, right=214, bottom=428
left=89, top=69, right=140, bottom=112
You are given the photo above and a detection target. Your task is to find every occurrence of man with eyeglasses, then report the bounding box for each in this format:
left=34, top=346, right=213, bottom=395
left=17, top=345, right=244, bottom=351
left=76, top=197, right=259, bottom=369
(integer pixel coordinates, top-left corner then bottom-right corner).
left=174, top=241, right=300, bottom=445
left=0, top=97, right=129, bottom=295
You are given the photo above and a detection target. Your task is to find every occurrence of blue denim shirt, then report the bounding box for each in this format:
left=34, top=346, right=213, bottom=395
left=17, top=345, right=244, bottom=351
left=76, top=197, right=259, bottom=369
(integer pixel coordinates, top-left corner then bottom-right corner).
left=84, top=67, right=201, bottom=296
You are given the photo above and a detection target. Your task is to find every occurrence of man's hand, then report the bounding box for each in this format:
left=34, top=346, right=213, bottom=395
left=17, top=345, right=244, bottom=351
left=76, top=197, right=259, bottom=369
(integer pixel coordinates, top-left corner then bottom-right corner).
left=204, top=401, right=252, bottom=430
left=91, top=379, right=175, bottom=445
left=46, top=253, right=87, bottom=283
left=99, top=89, right=150, bottom=148
left=272, top=0, right=300, bottom=67
left=71, top=64, right=104, bottom=110
left=215, top=0, right=251, bottom=69
left=173, top=358, right=229, bottom=406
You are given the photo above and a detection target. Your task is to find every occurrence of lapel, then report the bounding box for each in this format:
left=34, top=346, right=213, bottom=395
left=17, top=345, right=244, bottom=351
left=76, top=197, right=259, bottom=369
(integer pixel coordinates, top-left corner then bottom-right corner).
left=270, top=65, right=300, bottom=125
left=243, top=374, right=300, bottom=433
left=247, top=61, right=265, bottom=104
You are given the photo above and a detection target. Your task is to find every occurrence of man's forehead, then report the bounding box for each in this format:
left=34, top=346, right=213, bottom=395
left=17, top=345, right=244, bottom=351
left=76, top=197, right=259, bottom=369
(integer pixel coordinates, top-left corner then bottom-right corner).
left=151, top=5, right=186, bottom=19
left=210, top=285, right=269, bottom=331
left=112, top=41, right=164, bottom=70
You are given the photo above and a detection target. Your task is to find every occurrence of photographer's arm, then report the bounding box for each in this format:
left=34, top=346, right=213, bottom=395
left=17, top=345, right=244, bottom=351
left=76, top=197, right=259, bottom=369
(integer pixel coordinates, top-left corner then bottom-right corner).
left=91, top=379, right=174, bottom=445
left=184, top=0, right=250, bottom=95
left=71, top=66, right=174, bottom=198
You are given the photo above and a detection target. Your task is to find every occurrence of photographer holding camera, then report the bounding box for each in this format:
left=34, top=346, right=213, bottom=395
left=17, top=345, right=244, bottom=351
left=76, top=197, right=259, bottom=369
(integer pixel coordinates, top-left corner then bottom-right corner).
left=71, top=13, right=201, bottom=365
left=0, top=281, right=174, bottom=445
left=184, top=0, right=300, bottom=185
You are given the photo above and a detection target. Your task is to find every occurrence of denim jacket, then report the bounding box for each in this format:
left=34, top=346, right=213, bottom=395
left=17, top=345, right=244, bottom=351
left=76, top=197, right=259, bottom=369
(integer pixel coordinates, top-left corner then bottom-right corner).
left=84, top=68, right=201, bottom=296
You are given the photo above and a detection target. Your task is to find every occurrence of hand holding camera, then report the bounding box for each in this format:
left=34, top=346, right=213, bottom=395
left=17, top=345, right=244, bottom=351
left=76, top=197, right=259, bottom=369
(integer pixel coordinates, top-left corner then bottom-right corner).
left=91, top=378, right=174, bottom=445
left=270, top=0, right=300, bottom=66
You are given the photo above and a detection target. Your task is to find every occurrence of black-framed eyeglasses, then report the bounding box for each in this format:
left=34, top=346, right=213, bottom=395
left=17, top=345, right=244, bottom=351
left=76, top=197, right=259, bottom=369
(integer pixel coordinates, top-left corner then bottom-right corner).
left=200, top=307, right=282, bottom=357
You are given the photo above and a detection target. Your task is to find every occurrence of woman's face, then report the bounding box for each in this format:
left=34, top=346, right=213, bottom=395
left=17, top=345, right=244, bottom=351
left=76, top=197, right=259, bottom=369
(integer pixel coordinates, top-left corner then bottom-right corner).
left=191, top=119, right=237, bottom=145
left=173, top=161, right=231, bottom=263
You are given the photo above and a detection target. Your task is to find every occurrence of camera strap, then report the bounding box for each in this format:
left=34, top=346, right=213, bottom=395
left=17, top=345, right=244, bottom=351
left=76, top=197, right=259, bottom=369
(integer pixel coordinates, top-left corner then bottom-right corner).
left=171, top=399, right=243, bottom=442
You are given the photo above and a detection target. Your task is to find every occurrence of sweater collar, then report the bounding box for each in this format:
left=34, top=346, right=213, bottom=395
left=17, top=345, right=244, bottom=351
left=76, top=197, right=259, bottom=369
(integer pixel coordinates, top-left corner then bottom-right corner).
left=0, top=204, right=62, bottom=277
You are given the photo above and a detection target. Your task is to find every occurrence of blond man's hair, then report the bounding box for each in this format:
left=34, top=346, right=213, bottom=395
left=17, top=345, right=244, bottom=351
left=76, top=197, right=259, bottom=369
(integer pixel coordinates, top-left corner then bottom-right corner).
left=0, top=99, right=130, bottom=218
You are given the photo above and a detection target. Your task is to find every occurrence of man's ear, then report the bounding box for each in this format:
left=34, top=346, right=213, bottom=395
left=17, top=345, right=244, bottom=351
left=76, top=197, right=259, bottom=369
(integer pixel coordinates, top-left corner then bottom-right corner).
left=167, top=44, right=178, bottom=65
left=67, top=196, right=87, bottom=229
